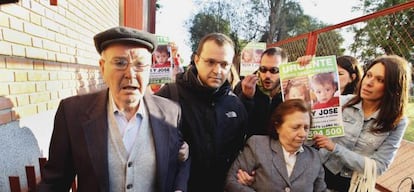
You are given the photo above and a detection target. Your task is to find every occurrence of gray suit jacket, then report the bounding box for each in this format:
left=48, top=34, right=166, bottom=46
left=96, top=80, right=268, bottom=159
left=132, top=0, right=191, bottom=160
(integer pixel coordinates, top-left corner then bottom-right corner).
left=225, top=135, right=326, bottom=192
left=39, top=89, right=190, bottom=192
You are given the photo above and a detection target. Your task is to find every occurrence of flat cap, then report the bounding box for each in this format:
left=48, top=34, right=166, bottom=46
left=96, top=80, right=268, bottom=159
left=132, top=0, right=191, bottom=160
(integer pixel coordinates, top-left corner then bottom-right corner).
left=93, top=26, right=157, bottom=54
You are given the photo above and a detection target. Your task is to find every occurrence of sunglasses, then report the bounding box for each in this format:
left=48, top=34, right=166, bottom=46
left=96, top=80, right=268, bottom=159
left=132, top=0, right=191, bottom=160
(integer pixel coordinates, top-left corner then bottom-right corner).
left=258, top=66, right=279, bottom=74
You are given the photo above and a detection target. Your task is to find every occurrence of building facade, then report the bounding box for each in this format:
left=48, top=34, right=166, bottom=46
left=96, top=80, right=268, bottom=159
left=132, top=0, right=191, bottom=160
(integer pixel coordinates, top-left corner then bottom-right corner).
left=0, top=0, right=155, bottom=155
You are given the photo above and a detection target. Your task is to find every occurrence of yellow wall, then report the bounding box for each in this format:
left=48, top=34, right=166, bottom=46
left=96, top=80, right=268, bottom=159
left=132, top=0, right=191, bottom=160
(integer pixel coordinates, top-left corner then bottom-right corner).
left=0, top=0, right=121, bottom=124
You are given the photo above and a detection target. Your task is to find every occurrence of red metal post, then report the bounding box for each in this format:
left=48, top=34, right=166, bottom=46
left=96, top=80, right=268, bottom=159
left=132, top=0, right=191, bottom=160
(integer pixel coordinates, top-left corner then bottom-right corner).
left=305, top=32, right=318, bottom=56
left=148, top=0, right=156, bottom=33
left=50, top=0, right=57, bottom=6
left=25, top=166, right=36, bottom=192
left=8, top=176, right=21, bottom=192
left=124, top=0, right=144, bottom=29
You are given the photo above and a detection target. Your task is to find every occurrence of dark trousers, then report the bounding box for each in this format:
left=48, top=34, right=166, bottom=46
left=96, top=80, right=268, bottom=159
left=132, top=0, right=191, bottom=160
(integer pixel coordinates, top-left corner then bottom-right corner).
left=325, top=166, right=351, bottom=192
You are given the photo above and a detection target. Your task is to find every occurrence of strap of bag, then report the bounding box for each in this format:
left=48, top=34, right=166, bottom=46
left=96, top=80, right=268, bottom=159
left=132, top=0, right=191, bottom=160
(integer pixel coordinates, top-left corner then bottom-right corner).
left=348, top=157, right=377, bottom=192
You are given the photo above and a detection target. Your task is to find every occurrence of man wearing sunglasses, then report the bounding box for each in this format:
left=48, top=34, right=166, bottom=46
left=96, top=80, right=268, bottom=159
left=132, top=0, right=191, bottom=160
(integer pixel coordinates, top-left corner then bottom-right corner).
left=234, top=47, right=288, bottom=138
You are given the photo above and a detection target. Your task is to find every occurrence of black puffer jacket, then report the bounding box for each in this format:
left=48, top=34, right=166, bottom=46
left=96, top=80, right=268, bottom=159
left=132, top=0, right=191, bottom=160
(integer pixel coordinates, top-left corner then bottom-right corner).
left=156, top=66, right=247, bottom=192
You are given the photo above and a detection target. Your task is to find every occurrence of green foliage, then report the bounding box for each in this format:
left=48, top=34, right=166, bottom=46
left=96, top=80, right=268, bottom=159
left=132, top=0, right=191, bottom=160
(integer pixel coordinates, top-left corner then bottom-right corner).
left=189, top=12, right=231, bottom=52
left=282, top=2, right=311, bottom=38
left=316, top=31, right=345, bottom=56
left=354, top=0, right=407, bottom=13
left=156, top=0, right=161, bottom=10
left=187, top=0, right=345, bottom=62
left=350, top=0, right=414, bottom=62
left=404, top=102, right=414, bottom=142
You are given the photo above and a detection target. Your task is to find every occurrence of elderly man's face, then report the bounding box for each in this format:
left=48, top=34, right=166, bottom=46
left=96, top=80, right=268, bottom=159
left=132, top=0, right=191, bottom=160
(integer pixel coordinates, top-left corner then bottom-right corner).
left=99, top=44, right=152, bottom=110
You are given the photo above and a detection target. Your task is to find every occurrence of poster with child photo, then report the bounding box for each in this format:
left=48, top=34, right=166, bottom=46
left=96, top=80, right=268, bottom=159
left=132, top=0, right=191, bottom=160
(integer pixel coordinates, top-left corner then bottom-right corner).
left=150, top=35, right=173, bottom=85
left=239, top=42, right=266, bottom=76
left=280, top=55, right=344, bottom=139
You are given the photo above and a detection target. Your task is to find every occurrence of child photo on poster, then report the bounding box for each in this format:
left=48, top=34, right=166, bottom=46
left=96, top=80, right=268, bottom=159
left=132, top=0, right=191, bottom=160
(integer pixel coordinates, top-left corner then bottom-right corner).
left=153, top=45, right=171, bottom=68
left=310, top=72, right=340, bottom=110
left=149, top=35, right=173, bottom=86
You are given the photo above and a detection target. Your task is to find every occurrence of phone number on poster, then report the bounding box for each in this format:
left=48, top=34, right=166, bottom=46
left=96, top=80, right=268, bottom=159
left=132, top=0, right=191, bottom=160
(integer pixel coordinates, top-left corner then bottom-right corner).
left=307, top=127, right=344, bottom=138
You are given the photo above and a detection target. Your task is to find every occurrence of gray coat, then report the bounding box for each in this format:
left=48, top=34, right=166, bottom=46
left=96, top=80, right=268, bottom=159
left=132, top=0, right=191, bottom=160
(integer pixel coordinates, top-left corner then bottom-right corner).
left=225, top=135, right=327, bottom=192
left=38, top=89, right=190, bottom=192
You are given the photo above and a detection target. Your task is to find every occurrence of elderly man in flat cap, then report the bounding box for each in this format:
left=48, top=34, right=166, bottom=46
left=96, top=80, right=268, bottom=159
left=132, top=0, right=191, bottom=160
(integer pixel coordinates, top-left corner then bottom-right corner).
left=39, top=26, right=190, bottom=192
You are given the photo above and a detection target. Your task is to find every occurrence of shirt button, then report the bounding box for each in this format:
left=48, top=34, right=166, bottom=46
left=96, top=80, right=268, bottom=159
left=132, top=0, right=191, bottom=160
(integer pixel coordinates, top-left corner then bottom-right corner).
left=128, top=162, right=133, bottom=167
left=285, top=187, right=291, bottom=192
left=126, top=184, right=133, bottom=189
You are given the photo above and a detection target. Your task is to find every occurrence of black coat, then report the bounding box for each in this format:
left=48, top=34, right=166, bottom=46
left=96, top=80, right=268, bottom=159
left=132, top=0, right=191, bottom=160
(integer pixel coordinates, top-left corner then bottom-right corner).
left=233, top=81, right=283, bottom=138
left=156, top=66, right=248, bottom=192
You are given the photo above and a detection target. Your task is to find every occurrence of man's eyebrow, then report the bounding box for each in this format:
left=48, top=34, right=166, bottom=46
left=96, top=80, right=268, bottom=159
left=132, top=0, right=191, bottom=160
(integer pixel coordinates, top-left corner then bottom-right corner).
left=111, top=56, right=127, bottom=60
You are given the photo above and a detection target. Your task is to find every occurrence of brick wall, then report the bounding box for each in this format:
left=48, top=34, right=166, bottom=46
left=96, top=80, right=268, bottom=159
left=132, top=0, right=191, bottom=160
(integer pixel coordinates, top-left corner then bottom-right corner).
left=0, top=0, right=120, bottom=125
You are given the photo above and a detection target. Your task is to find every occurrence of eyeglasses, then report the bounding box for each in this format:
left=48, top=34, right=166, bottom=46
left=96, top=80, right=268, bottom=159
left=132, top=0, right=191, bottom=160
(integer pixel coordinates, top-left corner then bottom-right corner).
left=258, top=66, right=279, bottom=74
left=199, top=56, right=232, bottom=69
left=109, top=58, right=150, bottom=72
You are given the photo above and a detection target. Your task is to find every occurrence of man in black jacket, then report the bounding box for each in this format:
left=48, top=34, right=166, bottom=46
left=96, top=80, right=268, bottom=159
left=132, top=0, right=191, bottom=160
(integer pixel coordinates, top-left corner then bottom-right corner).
left=156, top=33, right=247, bottom=192
left=233, top=47, right=288, bottom=138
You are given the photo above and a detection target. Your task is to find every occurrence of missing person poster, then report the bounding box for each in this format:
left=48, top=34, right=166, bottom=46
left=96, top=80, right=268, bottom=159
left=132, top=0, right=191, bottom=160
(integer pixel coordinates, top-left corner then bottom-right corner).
left=239, top=42, right=266, bottom=76
left=150, top=35, right=173, bottom=84
left=279, top=55, right=344, bottom=139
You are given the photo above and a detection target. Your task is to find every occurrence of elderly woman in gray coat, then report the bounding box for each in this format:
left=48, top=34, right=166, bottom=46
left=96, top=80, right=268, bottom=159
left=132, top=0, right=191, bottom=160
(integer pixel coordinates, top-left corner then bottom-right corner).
left=225, top=99, right=327, bottom=192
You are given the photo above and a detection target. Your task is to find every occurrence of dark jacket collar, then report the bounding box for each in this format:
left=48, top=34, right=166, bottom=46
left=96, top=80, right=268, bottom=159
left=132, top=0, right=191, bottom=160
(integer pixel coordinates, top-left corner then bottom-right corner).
left=176, top=65, right=231, bottom=100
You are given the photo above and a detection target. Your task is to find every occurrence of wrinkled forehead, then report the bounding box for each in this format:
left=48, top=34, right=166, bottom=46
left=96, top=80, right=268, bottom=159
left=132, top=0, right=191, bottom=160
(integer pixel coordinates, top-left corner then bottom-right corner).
left=102, top=44, right=152, bottom=58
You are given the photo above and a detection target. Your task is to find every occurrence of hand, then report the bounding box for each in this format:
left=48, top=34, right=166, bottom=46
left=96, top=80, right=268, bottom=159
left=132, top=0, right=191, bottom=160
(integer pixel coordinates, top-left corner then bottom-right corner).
left=296, top=55, right=315, bottom=66
left=313, top=134, right=336, bottom=151
left=178, top=141, right=189, bottom=162
left=237, top=169, right=255, bottom=186
left=241, top=74, right=258, bottom=99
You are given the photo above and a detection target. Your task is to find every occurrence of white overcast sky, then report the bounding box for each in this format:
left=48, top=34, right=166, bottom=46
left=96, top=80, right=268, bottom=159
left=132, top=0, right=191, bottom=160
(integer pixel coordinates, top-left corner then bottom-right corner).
left=155, top=0, right=364, bottom=64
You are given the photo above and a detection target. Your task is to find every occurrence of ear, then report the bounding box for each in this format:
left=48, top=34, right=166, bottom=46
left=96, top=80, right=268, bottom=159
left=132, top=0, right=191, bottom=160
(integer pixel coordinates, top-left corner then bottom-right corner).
left=99, top=59, right=105, bottom=74
left=274, top=122, right=280, bottom=133
left=194, top=54, right=201, bottom=71
left=194, top=54, right=200, bottom=66
left=351, top=73, right=357, bottom=81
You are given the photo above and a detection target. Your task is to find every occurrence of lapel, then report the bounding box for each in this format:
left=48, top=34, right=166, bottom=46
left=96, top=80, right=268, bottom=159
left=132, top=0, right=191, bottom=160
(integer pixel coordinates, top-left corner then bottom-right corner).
left=82, top=90, right=110, bottom=192
left=289, top=148, right=308, bottom=182
left=270, top=140, right=292, bottom=187
left=144, top=93, right=170, bottom=192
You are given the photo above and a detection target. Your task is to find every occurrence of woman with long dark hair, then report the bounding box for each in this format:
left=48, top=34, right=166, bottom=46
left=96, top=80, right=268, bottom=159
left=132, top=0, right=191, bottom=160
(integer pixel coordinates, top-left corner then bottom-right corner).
left=314, top=55, right=411, bottom=191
